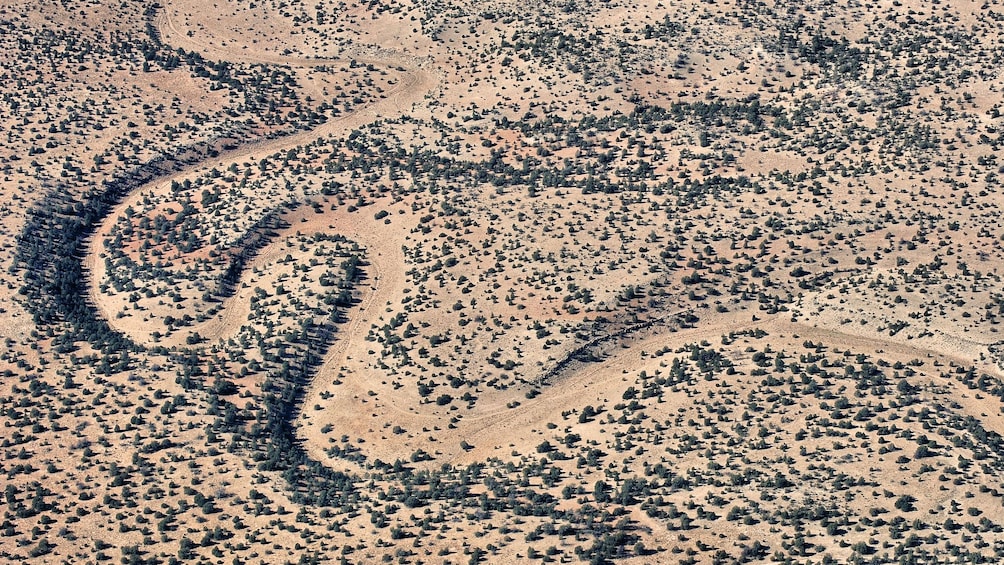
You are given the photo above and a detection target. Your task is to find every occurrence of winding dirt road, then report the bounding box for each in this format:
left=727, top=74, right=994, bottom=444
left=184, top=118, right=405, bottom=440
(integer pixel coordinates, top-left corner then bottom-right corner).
left=82, top=2, right=1004, bottom=477
left=80, top=0, right=440, bottom=480
left=84, top=5, right=436, bottom=348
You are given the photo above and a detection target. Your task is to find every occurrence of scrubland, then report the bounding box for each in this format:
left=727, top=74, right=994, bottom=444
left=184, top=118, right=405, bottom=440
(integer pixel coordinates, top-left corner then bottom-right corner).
left=4, top=0, right=1004, bottom=563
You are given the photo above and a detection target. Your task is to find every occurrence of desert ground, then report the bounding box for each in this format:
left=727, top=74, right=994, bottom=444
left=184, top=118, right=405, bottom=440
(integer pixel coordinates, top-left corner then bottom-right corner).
left=4, top=0, right=1004, bottom=563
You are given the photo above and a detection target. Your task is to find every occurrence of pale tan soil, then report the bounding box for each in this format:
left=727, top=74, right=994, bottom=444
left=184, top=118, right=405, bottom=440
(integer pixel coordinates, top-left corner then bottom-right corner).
left=8, top=0, right=1004, bottom=563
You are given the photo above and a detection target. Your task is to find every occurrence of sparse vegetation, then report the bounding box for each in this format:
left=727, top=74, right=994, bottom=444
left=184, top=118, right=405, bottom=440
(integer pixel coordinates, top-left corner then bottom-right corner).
left=4, top=0, right=1004, bottom=562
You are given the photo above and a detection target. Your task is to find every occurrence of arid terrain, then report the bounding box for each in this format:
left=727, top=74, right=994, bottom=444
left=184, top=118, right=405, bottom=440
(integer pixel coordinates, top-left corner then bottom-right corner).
left=4, top=0, right=1004, bottom=563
